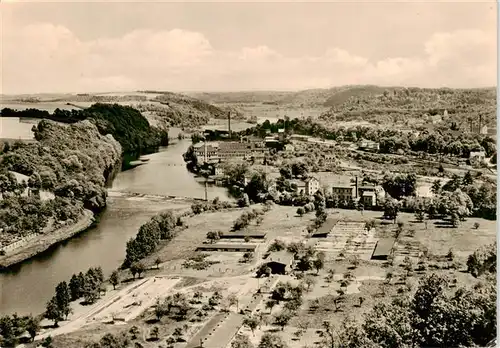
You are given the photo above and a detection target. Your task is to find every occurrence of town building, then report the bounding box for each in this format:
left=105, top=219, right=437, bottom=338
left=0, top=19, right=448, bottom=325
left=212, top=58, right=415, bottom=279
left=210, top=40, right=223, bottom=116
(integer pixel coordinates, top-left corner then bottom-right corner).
left=289, top=134, right=310, bottom=142
left=361, top=191, right=376, bottom=207
left=470, top=151, right=486, bottom=164
left=196, top=243, right=257, bottom=252
left=214, top=165, right=225, bottom=176
left=304, top=177, right=320, bottom=196
left=358, top=139, right=380, bottom=152
left=265, top=251, right=294, bottom=274
left=358, top=185, right=385, bottom=206
left=193, top=141, right=269, bottom=164
left=284, top=144, right=295, bottom=152
left=277, top=128, right=285, bottom=141
left=219, top=232, right=267, bottom=240
left=290, top=179, right=307, bottom=195
left=331, top=183, right=356, bottom=202
left=193, top=142, right=219, bottom=163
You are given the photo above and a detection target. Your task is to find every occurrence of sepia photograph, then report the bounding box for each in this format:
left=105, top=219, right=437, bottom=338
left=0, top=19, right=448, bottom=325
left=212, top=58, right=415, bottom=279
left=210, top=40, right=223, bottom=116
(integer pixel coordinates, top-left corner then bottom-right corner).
left=0, top=1, right=497, bottom=347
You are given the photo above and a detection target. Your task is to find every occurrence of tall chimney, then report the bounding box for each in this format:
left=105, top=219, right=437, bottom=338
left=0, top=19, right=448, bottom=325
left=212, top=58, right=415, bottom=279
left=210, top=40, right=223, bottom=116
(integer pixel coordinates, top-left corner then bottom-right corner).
left=228, top=111, right=231, bottom=137
left=355, top=177, right=358, bottom=198
left=479, top=114, right=482, bottom=134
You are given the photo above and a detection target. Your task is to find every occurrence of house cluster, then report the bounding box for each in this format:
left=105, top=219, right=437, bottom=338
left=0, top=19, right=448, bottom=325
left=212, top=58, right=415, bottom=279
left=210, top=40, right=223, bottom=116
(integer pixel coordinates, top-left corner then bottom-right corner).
left=286, top=176, right=385, bottom=207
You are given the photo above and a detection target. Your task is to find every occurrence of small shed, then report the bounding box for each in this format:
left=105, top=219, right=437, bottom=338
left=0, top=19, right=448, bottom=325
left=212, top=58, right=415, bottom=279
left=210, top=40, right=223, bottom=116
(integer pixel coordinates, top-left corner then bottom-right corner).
left=196, top=243, right=257, bottom=252
left=312, top=217, right=337, bottom=238
left=371, top=238, right=395, bottom=260
left=265, top=251, right=294, bottom=274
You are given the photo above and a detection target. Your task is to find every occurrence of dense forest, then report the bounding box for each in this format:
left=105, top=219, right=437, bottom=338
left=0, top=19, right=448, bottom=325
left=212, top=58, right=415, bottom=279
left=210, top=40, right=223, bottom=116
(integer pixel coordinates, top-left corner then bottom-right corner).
left=1, top=103, right=169, bottom=153
left=0, top=119, right=122, bottom=248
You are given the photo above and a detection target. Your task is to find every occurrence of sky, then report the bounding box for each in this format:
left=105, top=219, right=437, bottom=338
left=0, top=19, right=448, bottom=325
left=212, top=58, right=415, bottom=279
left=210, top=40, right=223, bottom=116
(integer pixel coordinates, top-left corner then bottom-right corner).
left=0, top=0, right=497, bottom=94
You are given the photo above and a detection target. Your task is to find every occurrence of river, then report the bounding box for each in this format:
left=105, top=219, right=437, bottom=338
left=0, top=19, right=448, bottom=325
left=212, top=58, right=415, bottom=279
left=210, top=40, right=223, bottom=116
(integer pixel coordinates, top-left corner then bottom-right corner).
left=0, top=138, right=231, bottom=316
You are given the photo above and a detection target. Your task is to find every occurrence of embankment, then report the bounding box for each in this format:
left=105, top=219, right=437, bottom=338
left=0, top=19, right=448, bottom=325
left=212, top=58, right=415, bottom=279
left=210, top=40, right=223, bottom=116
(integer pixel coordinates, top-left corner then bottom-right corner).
left=0, top=209, right=95, bottom=269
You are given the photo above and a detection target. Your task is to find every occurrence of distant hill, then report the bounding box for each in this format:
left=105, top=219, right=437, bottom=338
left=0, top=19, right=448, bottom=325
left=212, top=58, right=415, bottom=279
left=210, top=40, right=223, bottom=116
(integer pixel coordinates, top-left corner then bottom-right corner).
left=322, top=85, right=388, bottom=107
left=183, top=91, right=294, bottom=104
left=319, top=86, right=497, bottom=131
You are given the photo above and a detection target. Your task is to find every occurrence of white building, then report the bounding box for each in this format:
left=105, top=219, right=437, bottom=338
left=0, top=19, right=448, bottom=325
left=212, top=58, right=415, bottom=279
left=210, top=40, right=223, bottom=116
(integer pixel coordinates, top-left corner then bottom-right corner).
left=305, top=177, right=320, bottom=196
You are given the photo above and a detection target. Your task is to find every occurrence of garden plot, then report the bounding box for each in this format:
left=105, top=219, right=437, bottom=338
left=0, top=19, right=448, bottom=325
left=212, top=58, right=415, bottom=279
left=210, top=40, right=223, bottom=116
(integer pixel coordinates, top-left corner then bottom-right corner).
left=89, top=276, right=180, bottom=323
left=393, top=240, right=422, bottom=264
left=315, top=221, right=377, bottom=260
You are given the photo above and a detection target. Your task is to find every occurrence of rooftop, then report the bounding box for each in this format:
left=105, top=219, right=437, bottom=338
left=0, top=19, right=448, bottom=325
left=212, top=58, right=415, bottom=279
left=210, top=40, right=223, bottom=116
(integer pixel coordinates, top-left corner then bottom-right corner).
left=313, top=217, right=337, bottom=237
left=196, top=243, right=257, bottom=250
left=372, top=238, right=395, bottom=258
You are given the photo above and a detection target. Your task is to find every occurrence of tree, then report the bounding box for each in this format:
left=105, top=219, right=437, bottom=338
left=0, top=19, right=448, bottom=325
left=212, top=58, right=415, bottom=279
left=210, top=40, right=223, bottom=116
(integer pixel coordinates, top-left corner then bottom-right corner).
left=155, top=257, right=162, bottom=269
left=431, top=180, right=441, bottom=195
left=365, top=220, right=376, bottom=232
left=238, top=193, right=250, bottom=207
left=313, top=257, right=324, bottom=274
left=227, top=293, right=239, bottom=311
left=45, top=297, right=61, bottom=327
left=358, top=296, right=365, bottom=307
left=243, top=316, right=260, bottom=336
left=265, top=299, right=277, bottom=313
left=403, top=256, right=413, bottom=276
left=383, top=198, right=399, bottom=223
left=172, top=327, right=184, bottom=342
left=296, top=207, right=305, bottom=217
left=69, top=273, right=84, bottom=301
left=131, top=262, right=146, bottom=278
left=415, top=210, right=425, bottom=222
left=473, top=222, right=480, bottom=229
left=26, top=315, right=40, bottom=342
left=303, top=275, right=316, bottom=291
left=349, top=255, right=360, bottom=269
left=256, top=264, right=272, bottom=278
left=150, top=326, right=159, bottom=341
left=463, top=171, right=473, bottom=186
left=109, top=271, right=120, bottom=290
left=206, top=231, right=222, bottom=244
left=129, top=326, right=140, bottom=340
left=232, top=334, right=254, bottom=348
left=41, top=336, right=53, bottom=348
left=320, top=321, right=338, bottom=348
left=297, top=256, right=312, bottom=273
left=385, top=271, right=393, bottom=284
left=54, top=281, right=71, bottom=319
left=274, top=311, right=292, bottom=330
left=258, top=333, right=288, bottom=348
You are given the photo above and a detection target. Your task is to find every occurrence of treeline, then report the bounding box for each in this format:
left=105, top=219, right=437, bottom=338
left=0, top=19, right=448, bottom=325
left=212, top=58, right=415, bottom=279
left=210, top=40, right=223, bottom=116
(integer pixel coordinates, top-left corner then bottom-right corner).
left=394, top=172, right=496, bottom=221
left=123, top=211, right=178, bottom=268
left=1, top=103, right=169, bottom=153
left=238, top=118, right=496, bottom=158
left=45, top=267, right=105, bottom=327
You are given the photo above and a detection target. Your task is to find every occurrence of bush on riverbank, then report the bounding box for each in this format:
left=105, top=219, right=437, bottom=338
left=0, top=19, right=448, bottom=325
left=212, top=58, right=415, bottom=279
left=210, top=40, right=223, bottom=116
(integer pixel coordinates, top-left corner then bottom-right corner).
left=191, top=197, right=235, bottom=215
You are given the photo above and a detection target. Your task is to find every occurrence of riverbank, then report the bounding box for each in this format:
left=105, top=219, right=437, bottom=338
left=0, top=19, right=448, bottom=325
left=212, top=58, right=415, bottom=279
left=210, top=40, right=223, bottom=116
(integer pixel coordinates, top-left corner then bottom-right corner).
left=0, top=209, right=95, bottom=269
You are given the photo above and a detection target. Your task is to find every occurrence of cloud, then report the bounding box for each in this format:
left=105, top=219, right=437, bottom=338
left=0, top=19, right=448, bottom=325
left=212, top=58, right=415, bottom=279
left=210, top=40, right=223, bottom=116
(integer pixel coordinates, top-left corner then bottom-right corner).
left=1, top=22, right=496, bottom=94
